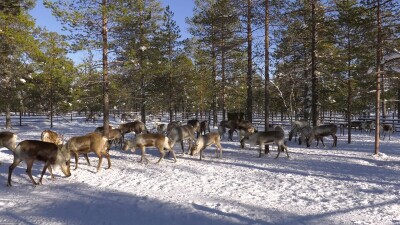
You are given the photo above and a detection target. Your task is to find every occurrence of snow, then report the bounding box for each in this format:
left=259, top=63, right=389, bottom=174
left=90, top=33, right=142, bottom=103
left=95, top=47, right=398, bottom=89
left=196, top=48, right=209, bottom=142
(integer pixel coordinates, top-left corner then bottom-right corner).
left=0, top=116, right=399, bottom=225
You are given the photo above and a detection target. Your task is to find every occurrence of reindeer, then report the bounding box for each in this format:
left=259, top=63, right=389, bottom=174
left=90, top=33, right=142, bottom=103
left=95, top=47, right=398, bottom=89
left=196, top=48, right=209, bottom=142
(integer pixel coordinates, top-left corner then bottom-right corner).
left=305, top=124, right=338, bottom=148
left=94, top=125, right=113, bottom=133
left=41, top=130, right=64, bottom=145
left=298, top=126, right=312, bottom=145
left=7, top=140, right=71, bottom=186
left=190, top=132, right=223, bottom=160
left=166, top=121, right=181, bottom=134
left=380, top=124, right=395, bottom=140
left=108, top=128, right=123, bottom=148
left=168, top=125, right=196, bottom=154
left=65, top=132, right=110, bottom=172
left=218, top=120, right=237, bottom=141
left=240, top=126, right=289, bottom=158
left=288, top=120, right=309, bottom=142
left=156, top=123, right=167, bottom=134
left=348, top=121, right=362, bottom=132
left=94, top=126, right=122, bottom=149
left=187, top=119, right=201, bottom=138
left=217, top=124, right=226, bottom=139
left=361, top=121, right=375, bottom=134
left=119, top=121, right=148, bottom=143
left=85, top=112, right=98, bottom=123
left=0, top=131, right=17, bottom=152
left=122, top=133, right=176, bottom=164
left=199, top=120, right=210, bottom=135
left=120, top=113, right=128, bottom=122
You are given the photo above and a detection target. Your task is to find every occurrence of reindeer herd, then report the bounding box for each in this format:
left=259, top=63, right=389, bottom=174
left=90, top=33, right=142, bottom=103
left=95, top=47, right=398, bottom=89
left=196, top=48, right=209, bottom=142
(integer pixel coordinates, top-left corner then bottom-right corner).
left=0, top=117, right=397, bottom=187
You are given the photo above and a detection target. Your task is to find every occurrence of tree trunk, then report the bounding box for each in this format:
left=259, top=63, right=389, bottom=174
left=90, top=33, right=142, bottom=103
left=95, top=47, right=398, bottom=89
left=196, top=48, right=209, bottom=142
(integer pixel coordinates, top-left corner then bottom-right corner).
left=246, top=0, right=253, bottom=123
left=375, top=0, right=382, bottom=155
left=221, top=38, right=226, bottom=122
left=211, top=22, right=218, bottom=126
left=6, top=104, right=11, bottom=129
left=264, top=0, right=270, bottom=154
left=311, top=0, right=318, bottom=126
left=347, top=23, right=352, bottom=144
left=102, top=0, right=110, bottom=137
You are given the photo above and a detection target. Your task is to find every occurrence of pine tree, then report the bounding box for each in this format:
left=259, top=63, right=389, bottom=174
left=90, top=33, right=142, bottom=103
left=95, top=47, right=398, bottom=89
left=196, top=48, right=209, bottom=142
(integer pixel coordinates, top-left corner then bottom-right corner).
left=154, top=6, right=181, bottom=122
left=0, top=0, right=38, bottom=128
left=45, top=0, right=112, bottom=136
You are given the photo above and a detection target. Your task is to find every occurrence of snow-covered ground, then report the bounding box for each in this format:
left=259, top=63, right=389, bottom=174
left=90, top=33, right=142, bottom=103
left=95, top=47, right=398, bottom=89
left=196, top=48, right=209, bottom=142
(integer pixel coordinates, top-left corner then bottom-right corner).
left=0, top=116, right=399, bottom=225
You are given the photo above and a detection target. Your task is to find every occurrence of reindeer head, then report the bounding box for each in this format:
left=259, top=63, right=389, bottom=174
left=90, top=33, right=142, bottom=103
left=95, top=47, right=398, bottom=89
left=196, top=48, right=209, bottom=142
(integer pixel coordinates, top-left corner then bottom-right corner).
left=56, top=144, right=71, bottom=177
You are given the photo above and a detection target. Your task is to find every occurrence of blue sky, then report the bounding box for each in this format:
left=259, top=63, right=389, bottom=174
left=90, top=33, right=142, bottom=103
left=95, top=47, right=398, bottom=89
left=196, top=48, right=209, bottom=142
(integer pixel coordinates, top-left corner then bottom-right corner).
left=29, top=0, right=195, bottom=64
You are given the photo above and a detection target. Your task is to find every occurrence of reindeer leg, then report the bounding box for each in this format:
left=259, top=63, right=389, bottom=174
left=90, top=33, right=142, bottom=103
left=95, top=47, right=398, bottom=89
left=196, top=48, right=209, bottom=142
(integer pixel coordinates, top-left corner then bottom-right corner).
left=7, top=158, right=22, bottom=187
left=216, top=143, right=223, bottom=158
left=139, top=146, right=147, bottom=164
left=73, top=151, right=79, bottom=170
left=156, top=149, right=165, bottom=164
left=284, top=145, right=290, bottom=158
left=38, top=162, right=51, bottom=185
left=199, top=148, right=205, bottom=160
left=181, top=140, right=185, bottom=154
left=165, top=144, right=177, bottom=163
left=320, top=137, right=326, bottom=147
left=104, top=152, right=111, bottom=169
left=258, top=145, right=262, bottom=158
left=84, top=154, right=91, bottom=166
left=26, top=159, right=38, bottom=185
left=170, top=150, right=177, bottom=162
left=275, top=145, right=281, bottom=159
left=187, top=139, right=192, bottom=154
left=48, top=165, right=55, bottom=180
left=96, top=152, right=103, bottom=172
left=332, top=134, right=337, bottom=147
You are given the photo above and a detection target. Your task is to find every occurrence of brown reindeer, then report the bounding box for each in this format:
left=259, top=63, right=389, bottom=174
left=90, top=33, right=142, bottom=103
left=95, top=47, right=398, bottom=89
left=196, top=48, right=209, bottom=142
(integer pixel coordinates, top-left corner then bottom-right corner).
left=380, top=124, right=395, bottom=140
left=190, top=132, right=223, bottom=160
left=187, top=119, right=201, bottom=138
left=0, top=131, right=17, bottom=152
left=119, top=121, right=148, bottom=142
left=305, top=124, right=338, bottom=148
left=41, top=130, right=64, bottom=145
left=65, top=132, right=110, bottom=172
left=200, top=120, right=210, bottom=135
left=168, top=125, right=196, bottom=154
left=166, top=121, right=181, bottom=135
left=241, top=126, right=288, bottom=158
left=7, top=140, right=71, bottom=186
left=94, top=125, right=113, bottom=133
left=94, top=127, right=122, bottom=149
left=0, top=131, right=17, bottom=165
left=123, top=133, right=176, bottom=164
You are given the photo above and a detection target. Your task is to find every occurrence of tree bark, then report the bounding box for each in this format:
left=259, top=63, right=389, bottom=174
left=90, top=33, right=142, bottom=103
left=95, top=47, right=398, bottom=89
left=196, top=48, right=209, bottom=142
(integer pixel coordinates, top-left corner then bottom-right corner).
left=102, top=0, right=110, bottom=137
left=264, top=0, right=270, bottom=154
left=6, top=104, right=11, bottom=129
left=311, top=0, right=318, bottom=126
left=246, top=0, right=253, bottom=123
left=375, top=0, right=382, bottom=155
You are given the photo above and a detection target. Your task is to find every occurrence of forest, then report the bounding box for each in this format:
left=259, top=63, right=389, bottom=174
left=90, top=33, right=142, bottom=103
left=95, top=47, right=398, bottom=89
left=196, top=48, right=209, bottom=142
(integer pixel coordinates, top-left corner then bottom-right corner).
left=1, top=0, right=400, bottom=133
